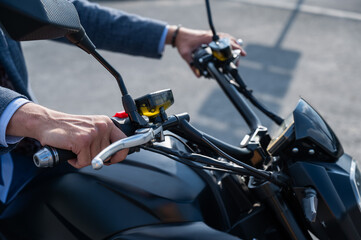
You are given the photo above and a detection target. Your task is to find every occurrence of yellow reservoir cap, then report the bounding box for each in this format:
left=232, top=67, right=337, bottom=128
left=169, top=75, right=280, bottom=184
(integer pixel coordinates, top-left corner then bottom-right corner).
left=135, top=89, right=174, bottom=118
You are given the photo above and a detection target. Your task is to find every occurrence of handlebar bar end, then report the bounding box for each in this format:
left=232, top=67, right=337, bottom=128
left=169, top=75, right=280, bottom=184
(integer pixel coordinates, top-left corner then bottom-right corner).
left=92, top=157, right=104, bottom=170
left=33, top=147, right=57, bottom=168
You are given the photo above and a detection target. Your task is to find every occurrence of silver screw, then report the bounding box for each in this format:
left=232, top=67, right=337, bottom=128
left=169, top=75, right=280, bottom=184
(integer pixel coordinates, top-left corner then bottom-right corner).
left=309, top=149, right=315, bottom=155
left=292, top=148, right=299, bottom=154
left=321, top=221, right=327, bottom=228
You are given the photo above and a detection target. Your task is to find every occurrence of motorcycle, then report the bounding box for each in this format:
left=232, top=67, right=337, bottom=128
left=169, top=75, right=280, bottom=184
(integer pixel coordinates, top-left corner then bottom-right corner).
left=0, top=0, right=360, bottom=239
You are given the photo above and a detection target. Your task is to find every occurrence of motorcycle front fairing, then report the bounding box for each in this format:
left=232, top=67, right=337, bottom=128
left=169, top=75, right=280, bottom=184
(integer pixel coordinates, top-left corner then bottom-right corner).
left=269, top=99, right=361, bottom=239
left=292, top=99, right=343, bottom=160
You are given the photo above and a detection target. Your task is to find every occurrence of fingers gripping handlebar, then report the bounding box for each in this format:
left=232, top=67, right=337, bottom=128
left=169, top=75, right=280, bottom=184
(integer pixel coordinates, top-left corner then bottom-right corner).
left=92, top=126, right=162, bottom=169
left=33, top=128, right=159, bottom=170
left=33, top=116, right=138, bottom=169
left=32, top=114, right=189, bottom=169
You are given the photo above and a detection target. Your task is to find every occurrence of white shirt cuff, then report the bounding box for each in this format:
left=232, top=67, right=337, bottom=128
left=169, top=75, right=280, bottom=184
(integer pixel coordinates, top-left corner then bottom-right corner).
left=0, top=98, right=30, bottom=147
left=158, top=26, right=169, bottom=55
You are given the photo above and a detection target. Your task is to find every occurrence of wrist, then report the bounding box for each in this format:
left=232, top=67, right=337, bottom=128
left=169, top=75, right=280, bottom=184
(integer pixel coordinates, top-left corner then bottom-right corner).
left=165, top=25, right=182, bottom=47
left=6, top=102, right=53, bottom=142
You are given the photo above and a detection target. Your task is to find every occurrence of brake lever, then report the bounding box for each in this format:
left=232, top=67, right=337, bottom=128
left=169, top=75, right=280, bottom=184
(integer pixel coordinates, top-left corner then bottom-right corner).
left=91, top=126, right=163, bottom=170
left=232, top=49, right=241, bottom=65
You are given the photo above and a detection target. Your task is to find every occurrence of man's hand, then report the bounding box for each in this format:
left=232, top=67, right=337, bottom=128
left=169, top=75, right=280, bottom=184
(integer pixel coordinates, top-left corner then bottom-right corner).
left=166, top=26, right=247, bottom=76
left=7, top=102, right=128, bottom=168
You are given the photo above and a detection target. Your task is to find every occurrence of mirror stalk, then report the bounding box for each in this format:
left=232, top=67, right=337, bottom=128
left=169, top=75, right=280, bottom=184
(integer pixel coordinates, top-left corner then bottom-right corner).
left=66, top=27, right=96, bottom=54
left=90, top=50, right=148, bottom=127
left=67, top=31, right=147, bottom=127
left=205, top=0, right=219, bottom=41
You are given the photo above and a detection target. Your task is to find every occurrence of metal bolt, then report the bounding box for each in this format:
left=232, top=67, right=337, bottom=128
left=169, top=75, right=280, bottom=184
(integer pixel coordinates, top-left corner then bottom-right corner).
left=203, top=71, right=208, bottom=76
left=309, top=149, right=315, bottom=155
left=321, top=221, right=327, bottom=228
left=292, top=148, right=299, bottom=154
left=199, top=58, right=203, bottom=63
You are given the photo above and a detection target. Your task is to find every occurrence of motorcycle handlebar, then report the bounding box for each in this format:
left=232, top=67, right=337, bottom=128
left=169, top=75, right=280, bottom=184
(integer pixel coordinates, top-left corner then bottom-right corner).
left=206, top=62, right=261, bottom=131
left=33, top=112, right=254, bottom=171
left=33, top=146, right=77, bottom=168
left=33, top=116, right=137, bottom=168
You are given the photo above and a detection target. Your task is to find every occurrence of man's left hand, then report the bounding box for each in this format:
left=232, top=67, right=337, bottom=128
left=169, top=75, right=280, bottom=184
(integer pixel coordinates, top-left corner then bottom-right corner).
left=166, top=25, right=246, bottom=77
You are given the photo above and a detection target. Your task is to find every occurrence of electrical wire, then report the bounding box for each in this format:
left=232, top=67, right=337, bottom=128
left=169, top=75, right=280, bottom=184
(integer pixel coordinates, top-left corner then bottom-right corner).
left=163, top=134, right=195, bottom=153
left=146, top=142, right=262, bottom=177
left=142, top=146, right=239, bottom=174
left=201, top=136, right=273, bottom=180
left=225, top=71, right=284, bottom=125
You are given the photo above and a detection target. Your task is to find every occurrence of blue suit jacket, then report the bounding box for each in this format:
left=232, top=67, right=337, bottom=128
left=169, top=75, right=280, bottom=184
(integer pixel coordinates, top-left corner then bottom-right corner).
left=0, top=0, right=166, bottom=152
left=0, top=0, right=167, bottom=207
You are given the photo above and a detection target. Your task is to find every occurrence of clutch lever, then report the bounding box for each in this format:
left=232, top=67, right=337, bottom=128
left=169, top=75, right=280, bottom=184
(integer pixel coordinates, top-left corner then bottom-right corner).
left=91, top=126, right=163, bottom=170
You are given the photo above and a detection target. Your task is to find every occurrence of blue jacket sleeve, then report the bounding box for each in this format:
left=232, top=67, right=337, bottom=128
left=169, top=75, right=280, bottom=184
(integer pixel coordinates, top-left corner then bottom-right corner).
left=0, top=87, right=26, bottom=119
left=0, top=87, right=28, bottom=154
left=70, top=0, right=167, bottom=58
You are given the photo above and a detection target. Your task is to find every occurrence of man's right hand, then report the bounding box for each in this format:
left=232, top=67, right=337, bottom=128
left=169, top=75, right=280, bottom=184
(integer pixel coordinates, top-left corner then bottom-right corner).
left=6, top=102, right=128, bottom=168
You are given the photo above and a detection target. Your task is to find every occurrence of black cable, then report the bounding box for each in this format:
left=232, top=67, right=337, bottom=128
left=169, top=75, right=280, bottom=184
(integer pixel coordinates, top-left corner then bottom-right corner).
left=225, top=68, right=284, bottom=125
left=151, top=144, right=250, bottom=175
left=201, top=136, right=288, bottom=186
left=163, top=134, right=195, bottom=153
left=232, top=81, right=284, bottom=125
left=200, top=135, right=273, bottom=180
left=190, top=153, right=251, bottom=175
left=142, top=146, right=238, bottom=174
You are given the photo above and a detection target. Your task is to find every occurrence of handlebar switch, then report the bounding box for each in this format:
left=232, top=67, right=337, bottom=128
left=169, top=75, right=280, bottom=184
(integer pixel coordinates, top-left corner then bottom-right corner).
left=192, top=46, right=212, bottom=77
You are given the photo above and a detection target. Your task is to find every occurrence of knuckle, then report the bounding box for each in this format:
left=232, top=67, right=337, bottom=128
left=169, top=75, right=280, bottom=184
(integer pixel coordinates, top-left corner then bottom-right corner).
left=88, top=127, right=97, bottom=138
left=76, top=133, right=92, bottom=147
left=96, top=119, right=109, bottom=133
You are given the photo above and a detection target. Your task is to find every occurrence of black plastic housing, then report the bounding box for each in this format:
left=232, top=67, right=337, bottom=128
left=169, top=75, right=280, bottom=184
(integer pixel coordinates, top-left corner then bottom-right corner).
left=289, top=154, right=361, bottom=239
left=0, top=0, right=81, bottom=41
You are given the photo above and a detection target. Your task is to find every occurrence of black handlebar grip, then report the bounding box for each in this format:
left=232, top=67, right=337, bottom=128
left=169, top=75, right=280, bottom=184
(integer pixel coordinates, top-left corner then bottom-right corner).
left=33, top=146, right=76, bottom=168
left=57, top=148, right=77, bottom=161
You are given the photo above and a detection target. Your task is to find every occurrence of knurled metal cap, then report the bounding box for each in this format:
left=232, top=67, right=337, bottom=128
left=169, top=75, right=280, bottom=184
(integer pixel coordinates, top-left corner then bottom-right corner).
left=33, top=147, right=54, bottom=168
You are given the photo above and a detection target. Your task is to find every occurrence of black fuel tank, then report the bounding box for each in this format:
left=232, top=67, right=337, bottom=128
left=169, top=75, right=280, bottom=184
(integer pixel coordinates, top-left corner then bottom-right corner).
left=1, top=149, right=208, bottom=240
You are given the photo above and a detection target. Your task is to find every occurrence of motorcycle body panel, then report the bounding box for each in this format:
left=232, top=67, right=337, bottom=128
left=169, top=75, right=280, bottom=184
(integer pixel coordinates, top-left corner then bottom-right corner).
left=289, top=154, right=361, bottom=239
left=111, top=222, right=240, bottom=240
left=1, top=149, right=217, bottom=239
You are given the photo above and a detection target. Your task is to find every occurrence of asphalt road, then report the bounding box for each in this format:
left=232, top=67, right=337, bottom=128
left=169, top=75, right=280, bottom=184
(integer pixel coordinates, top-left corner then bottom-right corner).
left=22, top=0, right=361, bottom=160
